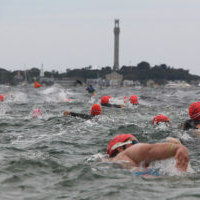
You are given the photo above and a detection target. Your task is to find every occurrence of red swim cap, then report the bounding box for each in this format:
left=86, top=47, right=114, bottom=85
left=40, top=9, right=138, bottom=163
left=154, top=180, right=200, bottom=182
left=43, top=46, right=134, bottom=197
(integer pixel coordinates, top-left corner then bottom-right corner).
left=189, top=102, right=200, bottom=120
left=129, top=95, right=138, bottom=104
left=107, top=134, right=138, bottom=158
left=101, top=96, right=109, bottom=105
left=90, top=104, right=101, bottom=116
left=152, top=114, right=170, bottom=125
left=34, top=81, right=42, bottom=88
left=0, top=94, right=4, bottom=102
left=32, top=109, right=42, bottom=118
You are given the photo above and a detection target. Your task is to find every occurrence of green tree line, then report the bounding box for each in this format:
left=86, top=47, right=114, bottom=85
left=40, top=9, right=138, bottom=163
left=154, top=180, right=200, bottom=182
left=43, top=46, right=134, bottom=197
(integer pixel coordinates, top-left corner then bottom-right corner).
left=1, top=61, right=199, bottom=85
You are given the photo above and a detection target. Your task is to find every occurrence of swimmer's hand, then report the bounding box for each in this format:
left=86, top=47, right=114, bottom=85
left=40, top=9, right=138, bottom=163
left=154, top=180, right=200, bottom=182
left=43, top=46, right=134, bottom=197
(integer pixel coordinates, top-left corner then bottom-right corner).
left=64, top=111, right=71, bottom=116
left=196, top=124, right=200, bottom=129
left=166, top=137, right=181, bottom=144
left=120, top=104, right=125, bottom=108
left=174, top=145, right=189, bottom=171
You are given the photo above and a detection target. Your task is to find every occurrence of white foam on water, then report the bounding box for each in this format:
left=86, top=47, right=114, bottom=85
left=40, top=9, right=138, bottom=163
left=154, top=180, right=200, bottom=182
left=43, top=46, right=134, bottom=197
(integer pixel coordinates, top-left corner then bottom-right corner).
left=109, top=97, right=124, bottom=105
left=6, top=91, right=28, bottom=103
left=39, top=86, right=58, bottom=95
left=86, top=153, right=108, bottom=162
left=0, top=103, right=10, bottom=116
left=88, top=96, right=96, bottom=104
left=181, top=132, right=193, bottom=141
left=151, top=158, right=194, bottom=176
left=39, top=85, right=78, bottom=103
left=154, top=123, right=170, bottom=130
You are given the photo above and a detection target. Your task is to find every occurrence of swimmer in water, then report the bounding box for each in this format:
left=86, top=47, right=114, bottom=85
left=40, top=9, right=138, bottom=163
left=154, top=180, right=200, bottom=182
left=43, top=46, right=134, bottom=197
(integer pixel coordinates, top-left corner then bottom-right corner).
left=86, top=85, right=95, bottom=94
left=153, top=114, right=172, bottom=128
left=32, top=109, right=42, bottom=118
left=0, top=94, right=4, bottom=102
left=101, top=96, right=124, bottom=108
left=129, top=95, right=139, bottom=105
left=64, top=104, right=101, bottom=120
left=181, top=102, right=200, bottom=131
left=107, top=134, right=189, bottom=172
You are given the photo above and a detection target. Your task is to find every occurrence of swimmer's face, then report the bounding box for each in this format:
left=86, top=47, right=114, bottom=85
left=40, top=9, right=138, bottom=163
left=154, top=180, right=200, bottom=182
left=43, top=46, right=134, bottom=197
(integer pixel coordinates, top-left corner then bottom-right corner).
left=156, top=122, right=171, bottom=128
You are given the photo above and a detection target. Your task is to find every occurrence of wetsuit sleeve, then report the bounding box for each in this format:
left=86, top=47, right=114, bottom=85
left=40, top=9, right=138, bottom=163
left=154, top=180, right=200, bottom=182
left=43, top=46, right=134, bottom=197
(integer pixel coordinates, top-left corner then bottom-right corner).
left=70, top=112, right=94, bottom=120
left=102, top=103, right=121, bottom=108
left=183, top=119, right=197, bottom=130
left=101, top=103, right=112, bottom=107
left=111, top=104, right=121, bottom=108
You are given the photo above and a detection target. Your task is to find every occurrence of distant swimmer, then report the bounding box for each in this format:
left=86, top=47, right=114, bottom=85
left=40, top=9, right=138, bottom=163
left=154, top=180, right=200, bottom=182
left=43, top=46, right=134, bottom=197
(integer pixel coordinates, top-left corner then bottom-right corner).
left=32, top=109, right=42, bottom=118
left=182, top=102, right=200, bottom=130
left=76, top=80, right=83, bottom=86
left=64, top=104, right=101, bottom=120
left=34, top=81, right=42, bottom=88
left=129, top=95, right=139, bottom=105
left=123, top=96, right=128, bottom=103
left=86, top=85, right=95, bottom=94
left=0, top=94, right=4, bottom=102
left=153, top=114, right=172, bottom=127
left=107, top=134, right=189, bottom=172
left=101, top=96, right=124, bottom=108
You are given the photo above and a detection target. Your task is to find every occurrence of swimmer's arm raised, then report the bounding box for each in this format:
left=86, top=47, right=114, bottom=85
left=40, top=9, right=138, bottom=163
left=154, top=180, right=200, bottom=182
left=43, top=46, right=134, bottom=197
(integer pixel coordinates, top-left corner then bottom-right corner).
left=126, top=143, right=189, bottom=171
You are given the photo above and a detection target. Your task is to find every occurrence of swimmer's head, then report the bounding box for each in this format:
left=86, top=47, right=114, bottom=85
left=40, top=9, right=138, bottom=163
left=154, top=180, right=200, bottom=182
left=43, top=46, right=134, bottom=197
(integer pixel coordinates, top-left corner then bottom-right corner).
left=32, top=109, right=42, bottom=118
left=107, top=134, right=138, bottom=158
left=101, top=96, right=109, bottom=105
left=90, top=104, right=101, bottom=116
left=0, top=94, right=4, bottom=102
left=189, top=102, right=200, bottom=120
left=152, top=114, right=171, bottom=126
left=129, top=95, right=138, bottom=104
left=123, top=96, right=128, bottom=103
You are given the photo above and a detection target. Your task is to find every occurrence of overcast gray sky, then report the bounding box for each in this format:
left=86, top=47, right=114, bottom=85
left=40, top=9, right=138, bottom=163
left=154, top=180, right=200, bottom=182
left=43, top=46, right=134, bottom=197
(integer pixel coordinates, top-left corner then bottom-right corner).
left=1, top=0, right=200, bottom=75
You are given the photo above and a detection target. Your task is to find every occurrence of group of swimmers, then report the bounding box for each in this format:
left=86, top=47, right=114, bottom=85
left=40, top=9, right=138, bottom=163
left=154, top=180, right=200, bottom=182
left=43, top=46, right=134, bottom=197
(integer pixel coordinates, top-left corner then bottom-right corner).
left=151, top=101, right=200, bottom=131
left=63, top=94, right=139, bottom=119
left=63, top=93, right=200, bottom=174
left=63, top=94, right=200, bottom=130
left=2, top=89, right=199, bottom=173
left=1, top=88, right=195, bottom=175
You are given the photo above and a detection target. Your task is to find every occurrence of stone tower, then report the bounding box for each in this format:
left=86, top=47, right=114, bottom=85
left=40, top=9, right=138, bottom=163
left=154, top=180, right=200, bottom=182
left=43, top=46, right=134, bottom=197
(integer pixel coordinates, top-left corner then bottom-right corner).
left=113, top=19, right=120, bottom=71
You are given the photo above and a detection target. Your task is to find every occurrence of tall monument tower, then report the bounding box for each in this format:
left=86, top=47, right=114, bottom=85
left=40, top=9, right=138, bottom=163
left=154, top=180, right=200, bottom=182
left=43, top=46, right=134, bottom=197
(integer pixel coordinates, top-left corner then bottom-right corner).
left=113, top=19, right=120, bottom=71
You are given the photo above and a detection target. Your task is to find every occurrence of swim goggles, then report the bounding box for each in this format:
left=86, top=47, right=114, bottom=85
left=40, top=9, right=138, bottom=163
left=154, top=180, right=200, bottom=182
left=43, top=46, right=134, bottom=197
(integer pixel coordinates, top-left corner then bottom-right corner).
left=110, top=140, right=138, bottom=151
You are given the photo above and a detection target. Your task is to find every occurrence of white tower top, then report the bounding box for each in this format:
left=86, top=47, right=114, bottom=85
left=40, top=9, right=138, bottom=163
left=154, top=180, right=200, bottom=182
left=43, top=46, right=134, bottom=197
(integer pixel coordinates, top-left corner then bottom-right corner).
left=113, top=19, right=120, bottom=71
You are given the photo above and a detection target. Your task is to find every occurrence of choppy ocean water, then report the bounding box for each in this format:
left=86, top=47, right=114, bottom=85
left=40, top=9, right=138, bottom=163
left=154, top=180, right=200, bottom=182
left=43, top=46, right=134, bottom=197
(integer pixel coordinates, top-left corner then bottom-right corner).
left=0, top=84, right=200, bottom=200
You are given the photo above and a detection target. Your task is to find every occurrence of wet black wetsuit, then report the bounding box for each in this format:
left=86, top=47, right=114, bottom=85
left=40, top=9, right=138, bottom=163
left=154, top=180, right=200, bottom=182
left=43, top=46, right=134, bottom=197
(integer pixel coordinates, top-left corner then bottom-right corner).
left=69, top=112, right=94, bottom=120
left=101, top=103, right=121, bottom=108
left=183, top=119, right=200, bottom=130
